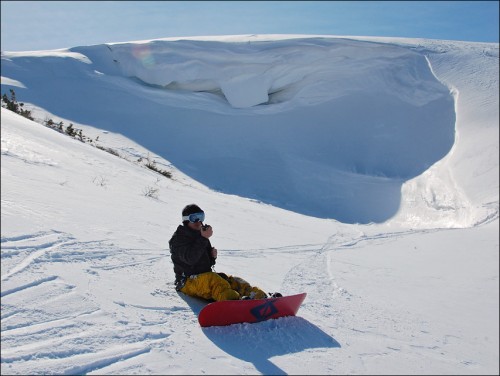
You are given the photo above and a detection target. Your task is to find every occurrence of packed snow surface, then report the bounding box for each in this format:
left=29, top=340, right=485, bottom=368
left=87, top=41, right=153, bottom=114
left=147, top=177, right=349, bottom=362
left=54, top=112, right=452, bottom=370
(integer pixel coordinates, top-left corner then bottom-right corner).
left=1, top=34, right=498, bottom=375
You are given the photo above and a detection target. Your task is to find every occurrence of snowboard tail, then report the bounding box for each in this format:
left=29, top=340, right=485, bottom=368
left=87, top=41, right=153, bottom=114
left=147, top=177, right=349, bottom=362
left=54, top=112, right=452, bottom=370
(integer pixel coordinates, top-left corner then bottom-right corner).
left=198, top=292, right=307, bottom=327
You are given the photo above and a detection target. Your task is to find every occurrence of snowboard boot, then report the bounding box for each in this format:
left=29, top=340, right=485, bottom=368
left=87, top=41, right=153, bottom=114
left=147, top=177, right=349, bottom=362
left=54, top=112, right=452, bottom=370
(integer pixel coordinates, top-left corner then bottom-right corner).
left=268, top=292, right=283, bottom=298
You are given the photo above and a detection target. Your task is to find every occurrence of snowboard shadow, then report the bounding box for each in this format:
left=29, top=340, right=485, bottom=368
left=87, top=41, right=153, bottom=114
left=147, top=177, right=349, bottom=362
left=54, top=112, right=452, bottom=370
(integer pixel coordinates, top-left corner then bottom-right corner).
left=201, top=315, right=340, bottom=375
left=176, top=291, right=211, bottom=315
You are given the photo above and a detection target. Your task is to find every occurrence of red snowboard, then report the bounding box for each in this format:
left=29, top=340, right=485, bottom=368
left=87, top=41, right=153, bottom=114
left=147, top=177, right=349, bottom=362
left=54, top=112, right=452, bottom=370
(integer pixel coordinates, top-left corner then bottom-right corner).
left=198, top=292, right=307, bottom=327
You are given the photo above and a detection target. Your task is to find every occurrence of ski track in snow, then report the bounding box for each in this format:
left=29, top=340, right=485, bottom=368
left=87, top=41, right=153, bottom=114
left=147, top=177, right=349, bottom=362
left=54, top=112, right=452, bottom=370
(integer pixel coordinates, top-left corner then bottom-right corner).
left=279, top=228, right=484, bottom=374
left=0, top=231, right=176, bottom=375
left=0, top=228, right=403, bottom=375
left=0, top=225, right=493, bottom=374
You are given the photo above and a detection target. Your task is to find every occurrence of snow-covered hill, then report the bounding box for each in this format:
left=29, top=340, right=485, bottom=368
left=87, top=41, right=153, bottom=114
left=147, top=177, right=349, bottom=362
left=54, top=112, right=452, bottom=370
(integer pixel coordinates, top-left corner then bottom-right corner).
left=1, top=35, right=498, bottom=375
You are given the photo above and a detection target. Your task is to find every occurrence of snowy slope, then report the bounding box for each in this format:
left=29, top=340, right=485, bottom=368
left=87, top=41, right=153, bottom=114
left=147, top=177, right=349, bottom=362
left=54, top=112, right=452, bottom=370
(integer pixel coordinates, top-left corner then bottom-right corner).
left=1, top=35, right=499, bottom=375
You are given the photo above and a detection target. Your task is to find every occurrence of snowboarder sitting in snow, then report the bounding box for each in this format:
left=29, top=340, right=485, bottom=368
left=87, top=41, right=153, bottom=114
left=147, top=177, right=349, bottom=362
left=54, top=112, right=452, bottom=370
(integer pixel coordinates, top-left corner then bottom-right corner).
left=169, top=204, right=274, bottom=301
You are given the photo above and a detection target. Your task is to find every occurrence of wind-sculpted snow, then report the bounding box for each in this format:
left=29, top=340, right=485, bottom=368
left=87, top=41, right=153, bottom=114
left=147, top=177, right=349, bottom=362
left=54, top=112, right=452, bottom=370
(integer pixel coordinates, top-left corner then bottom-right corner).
left=1, top=37, right=457, bottom=223
left=108, top=38, right=450, bottom=110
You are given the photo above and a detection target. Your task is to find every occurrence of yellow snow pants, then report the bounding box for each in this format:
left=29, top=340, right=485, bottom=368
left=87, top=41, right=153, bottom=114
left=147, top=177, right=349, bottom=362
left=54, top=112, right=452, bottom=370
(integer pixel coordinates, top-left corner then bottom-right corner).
left=180, top=272, right=267, bottom=301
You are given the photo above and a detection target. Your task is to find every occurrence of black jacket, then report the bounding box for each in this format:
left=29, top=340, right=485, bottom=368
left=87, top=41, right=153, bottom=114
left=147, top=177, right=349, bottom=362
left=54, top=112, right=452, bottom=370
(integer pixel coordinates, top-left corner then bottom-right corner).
left=169, top=224, right=216, bottom=285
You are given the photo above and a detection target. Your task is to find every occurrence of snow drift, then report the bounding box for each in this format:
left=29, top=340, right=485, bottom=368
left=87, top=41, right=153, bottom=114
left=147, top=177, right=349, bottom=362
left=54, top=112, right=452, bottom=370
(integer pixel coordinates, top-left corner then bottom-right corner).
left=1, top=36, right=471, bottom=224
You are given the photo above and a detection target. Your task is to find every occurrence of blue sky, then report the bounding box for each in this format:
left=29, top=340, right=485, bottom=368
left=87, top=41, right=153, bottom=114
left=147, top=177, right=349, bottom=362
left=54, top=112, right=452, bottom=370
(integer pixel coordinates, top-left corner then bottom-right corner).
left=1, top=1, right=498, bottom=51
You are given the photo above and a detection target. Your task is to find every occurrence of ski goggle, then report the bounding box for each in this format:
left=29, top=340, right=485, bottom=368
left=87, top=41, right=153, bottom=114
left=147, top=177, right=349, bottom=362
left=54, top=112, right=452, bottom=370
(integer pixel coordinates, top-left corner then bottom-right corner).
left=182, top=212, right=205, bottom=223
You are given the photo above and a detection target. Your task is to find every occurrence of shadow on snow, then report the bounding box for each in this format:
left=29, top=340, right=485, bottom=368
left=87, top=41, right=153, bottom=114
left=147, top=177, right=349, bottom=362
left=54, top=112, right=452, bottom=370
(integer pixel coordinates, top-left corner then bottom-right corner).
left=179, top=292, right=340, bottom=375
left=202, top=316, right=340, bottom=375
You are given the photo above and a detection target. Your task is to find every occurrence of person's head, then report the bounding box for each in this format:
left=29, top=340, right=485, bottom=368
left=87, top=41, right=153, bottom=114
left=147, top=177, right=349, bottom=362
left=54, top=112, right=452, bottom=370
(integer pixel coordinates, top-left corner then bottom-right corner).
left=182, top=204, right=205, bottom=230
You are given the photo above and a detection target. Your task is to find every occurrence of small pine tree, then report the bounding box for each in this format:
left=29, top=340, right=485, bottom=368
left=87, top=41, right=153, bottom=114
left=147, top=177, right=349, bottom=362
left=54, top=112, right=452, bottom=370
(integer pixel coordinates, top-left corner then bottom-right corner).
left=1, top=89, right=34, bottom=120
left=2, top=90, right=18, bottom=112
left=65, top=123, right=75, bottom=137
left=77, top=129, right=85, bottom=142
left=45, top=118, right=54, bottom=128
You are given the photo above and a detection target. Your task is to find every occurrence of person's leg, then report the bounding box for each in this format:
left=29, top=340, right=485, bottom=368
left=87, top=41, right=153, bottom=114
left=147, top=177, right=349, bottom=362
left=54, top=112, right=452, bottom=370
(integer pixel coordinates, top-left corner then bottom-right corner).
left=181, top=272, right=240, bottom=301
left=226, top=275, right=267, bottom=299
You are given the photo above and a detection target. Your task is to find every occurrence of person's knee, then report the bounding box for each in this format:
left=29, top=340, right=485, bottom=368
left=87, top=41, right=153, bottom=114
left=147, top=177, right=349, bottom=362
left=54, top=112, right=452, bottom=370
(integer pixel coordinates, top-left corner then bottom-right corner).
left=217, top=289, right=240, bottom=301
left=227, top=275, right=250, bottom=291
left=252, top=289, right=267, bottom=299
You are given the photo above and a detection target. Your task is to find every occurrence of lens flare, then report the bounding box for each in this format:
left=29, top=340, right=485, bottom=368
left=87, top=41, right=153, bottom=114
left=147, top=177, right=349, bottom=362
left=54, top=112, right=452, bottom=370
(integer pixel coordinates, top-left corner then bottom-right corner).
left=132, top=44, right=155, bottom=68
